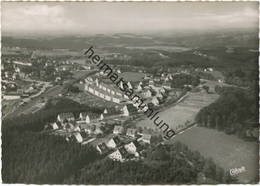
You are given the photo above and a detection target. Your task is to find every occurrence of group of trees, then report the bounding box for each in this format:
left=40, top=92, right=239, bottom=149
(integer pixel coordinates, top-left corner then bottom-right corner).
left=63, top=142, right=236, bottom=184
left=196, top=86, right=258, bottom=140
left=224, top=68, right=258, bottom=88
left=170, top=73, right=200, bottom=88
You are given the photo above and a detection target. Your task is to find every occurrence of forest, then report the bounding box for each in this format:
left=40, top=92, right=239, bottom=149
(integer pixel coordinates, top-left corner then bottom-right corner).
left=63, top=142, right=235, bottom=184
left=196, top=86, right=258, bottom=140
left=2, top=127, right=236, bottom=184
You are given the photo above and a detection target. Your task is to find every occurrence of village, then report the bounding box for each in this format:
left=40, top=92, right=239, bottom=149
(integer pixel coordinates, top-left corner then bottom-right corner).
left=2, top=47, right=224, bottom=163
left=43, top=63, right=213, bottom=162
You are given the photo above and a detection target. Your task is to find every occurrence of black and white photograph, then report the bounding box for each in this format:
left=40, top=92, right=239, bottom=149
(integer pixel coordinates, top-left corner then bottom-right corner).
left=1, top=1, right=259, bottom=184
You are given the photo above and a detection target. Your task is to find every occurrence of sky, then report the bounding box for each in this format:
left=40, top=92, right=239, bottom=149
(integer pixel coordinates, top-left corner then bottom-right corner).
left=2, top=2, right=259, bottom=35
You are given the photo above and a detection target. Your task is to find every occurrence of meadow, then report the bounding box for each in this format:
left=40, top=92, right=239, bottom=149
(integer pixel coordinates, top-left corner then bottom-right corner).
left=136, top=91, right=219, bottom=132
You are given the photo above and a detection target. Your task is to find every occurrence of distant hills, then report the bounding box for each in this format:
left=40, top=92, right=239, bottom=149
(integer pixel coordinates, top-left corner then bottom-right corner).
left=2, top=30, right=258, bottom=50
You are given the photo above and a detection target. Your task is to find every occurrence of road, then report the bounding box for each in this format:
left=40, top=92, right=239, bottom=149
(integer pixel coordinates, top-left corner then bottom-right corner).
left=3, top=70, right=95, bottom=119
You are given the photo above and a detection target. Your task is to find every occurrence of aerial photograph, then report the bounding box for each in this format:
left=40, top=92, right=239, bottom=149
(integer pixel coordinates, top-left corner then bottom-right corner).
left=1, top=1, right=259, bottom=184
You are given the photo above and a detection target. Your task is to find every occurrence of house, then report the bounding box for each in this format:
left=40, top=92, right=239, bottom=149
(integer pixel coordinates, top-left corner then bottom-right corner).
left=162, top=82, right=171, bottom=90
left=81, top=124, right=96, bottom=134
left=124, top=141, right=141, bottom=156
left=80, top=131, right=88, bottom=139
left=138, top=133, right=152, bottom=144
left=126, top=128, right=137, bottom=138
left=57, top=112, right=75, bottom=123
left=113, top=125, right=124, bottom=135
left=94, top=126, right=103, bottom=135
left=79, top=112, right=90, bottom=123
left=108, top=146, right=128, bottom=162
left=96, top=143, right=109, bottom=154
left=127, top=82, right=133, bottom=89
left=100, top=114, right=104, bottom=121
left=159, top=87, right=166, bottom=94
left=106, top=136, right=122, bottom=149
left=73, top=125, right=81, bottom=132
left=72, top=132, right=83, bottom=143
left=64, top=123, right=75, bottom=132
left=156, top=92, right=163, bottom=99
left=143, top=89, right=152, bottom=98
left=152, top=97, right=159, bottom=106
left=122, top=105, right=129, bottom=116
left=148, top=80, right=154, bottom=86
left=136, top=84, right=143, bottom=92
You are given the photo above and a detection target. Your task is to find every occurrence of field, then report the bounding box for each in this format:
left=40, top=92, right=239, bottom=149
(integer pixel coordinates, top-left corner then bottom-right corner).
left=136, top=91, right=219, bottom=132
left=171, top=126, right=258, bottom=183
